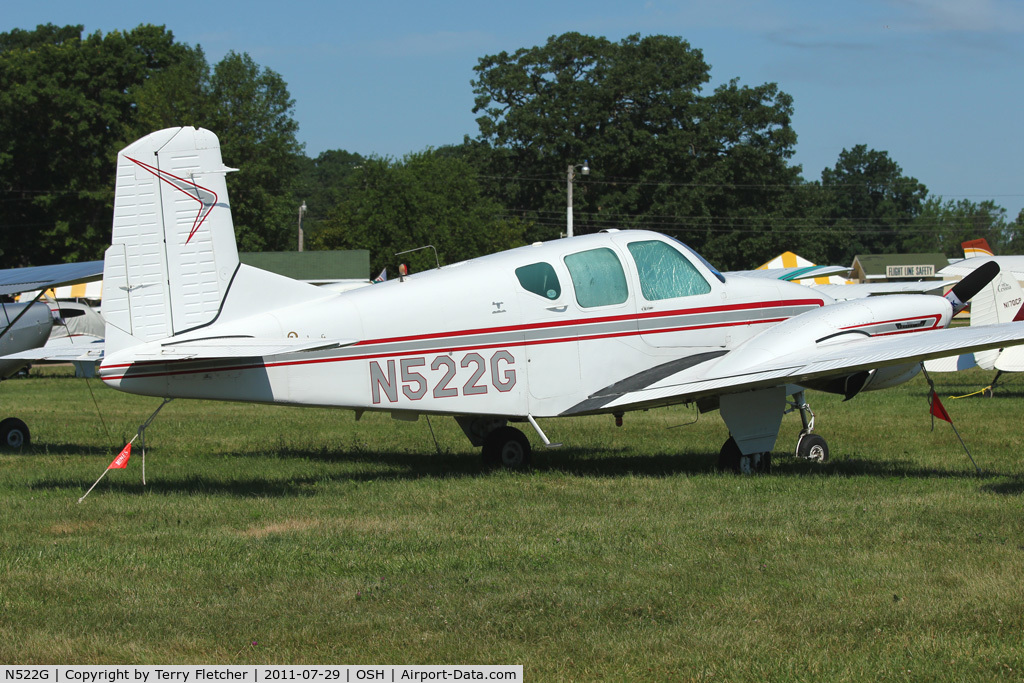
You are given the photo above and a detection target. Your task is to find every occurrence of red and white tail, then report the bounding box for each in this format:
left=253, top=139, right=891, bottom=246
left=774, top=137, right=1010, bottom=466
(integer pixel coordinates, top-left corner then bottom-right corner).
left=962, top=238, right=994, bottom=259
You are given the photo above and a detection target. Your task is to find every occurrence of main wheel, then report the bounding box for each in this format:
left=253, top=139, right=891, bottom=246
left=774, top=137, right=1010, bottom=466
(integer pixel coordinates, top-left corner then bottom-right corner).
left=0, top=417, right=30, bottom=450
left=719, top=437, right=771, bottom=474
left=744, top=452, right=772, bottom=474
left=717, top=437, right=741, bottom=473
left=482, top=426, right=532, bottom=470
left=796, top=433, right=829, bottom=463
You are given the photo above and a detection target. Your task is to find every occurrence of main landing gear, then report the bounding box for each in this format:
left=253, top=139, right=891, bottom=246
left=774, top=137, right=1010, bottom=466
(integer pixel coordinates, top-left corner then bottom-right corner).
left=455, top=416, right=532, bottom=470
left=717, top=436, right=771, bottom=474
left=717, top=390, right=829, bottom=474
left=482, top=426, right=532, bottom=469
left=0, top=417, right=29, bottom=450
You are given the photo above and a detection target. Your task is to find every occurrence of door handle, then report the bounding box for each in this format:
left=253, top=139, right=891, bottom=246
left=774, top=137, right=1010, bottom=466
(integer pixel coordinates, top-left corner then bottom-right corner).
left=546, top=305, right=568, bottom=312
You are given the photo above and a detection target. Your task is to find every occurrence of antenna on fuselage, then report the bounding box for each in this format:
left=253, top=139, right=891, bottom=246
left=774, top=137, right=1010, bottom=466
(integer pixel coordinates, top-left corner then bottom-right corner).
left=395, top=245, right=441, bottom=271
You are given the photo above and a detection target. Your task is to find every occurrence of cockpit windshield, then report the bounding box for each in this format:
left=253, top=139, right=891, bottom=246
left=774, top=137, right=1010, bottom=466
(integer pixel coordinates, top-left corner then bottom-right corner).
left=665, top=236, right=726, bottom=283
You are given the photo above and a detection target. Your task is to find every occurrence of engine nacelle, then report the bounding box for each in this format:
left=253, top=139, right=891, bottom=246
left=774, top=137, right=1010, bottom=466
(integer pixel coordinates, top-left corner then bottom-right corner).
left=711, top=294, right=952, bottom=399
left=861, top=362, right=922, bottom=391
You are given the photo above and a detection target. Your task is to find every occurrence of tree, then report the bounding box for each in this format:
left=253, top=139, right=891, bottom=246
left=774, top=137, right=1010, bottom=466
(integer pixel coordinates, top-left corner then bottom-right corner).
left=470, top=32, right=802, bottom=269
left=0, top=24, right=192, bottom=265
left=133, top=50, right=306, bottom=251
left=205, top=51, right=303, bottom=251
left=292, top=149, right=366, bottom=248
left=905, top=198, right=1008, bottom=255
left=0, top=24, right=304, bottom=266
left=312, top=150, right=526, bottom=274
left=818, top=145, right=928, bottom=263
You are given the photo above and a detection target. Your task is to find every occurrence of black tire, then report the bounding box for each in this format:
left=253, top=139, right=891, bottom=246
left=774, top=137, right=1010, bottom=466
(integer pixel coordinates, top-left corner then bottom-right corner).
left=719, top=437, right=771, bottom=474
left=0, top=417, right=30, bottom=450
left=717, top=436, right=741, bottom=473
left=796, top=433, right=829, bottom=463
left=482, top=426, right=531, bottom=470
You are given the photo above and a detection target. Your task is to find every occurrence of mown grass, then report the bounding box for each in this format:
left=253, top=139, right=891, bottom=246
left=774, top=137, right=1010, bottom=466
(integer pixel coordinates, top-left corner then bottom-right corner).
left=1, top=367, right=1023, bottom=680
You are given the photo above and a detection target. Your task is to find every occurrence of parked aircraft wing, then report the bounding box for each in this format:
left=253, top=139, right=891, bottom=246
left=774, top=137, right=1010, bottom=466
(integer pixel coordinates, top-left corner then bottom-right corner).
left=729, top=265, right=850, bottom=281
left=564, top=321, right=1024, bottom=415
left=0, top=336, right=104, bottom=362
left=813, top=281, right=952, bottom=301
left=0, top=261, right=104, bottom=297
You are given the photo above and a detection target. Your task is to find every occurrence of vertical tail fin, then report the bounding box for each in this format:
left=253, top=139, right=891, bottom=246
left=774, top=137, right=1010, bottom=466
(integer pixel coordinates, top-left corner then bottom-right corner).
left=962, top=238, right=993, bottom=259
left=103, top=127, right=240, bottom=355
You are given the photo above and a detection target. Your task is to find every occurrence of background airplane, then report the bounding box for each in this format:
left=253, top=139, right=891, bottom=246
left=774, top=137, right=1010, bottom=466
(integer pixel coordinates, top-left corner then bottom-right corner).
left=926, top=239, right=1024, bottom=394
left=0, top=260, right=103, bottom=448
left=91, top=127, right=1024, bottom=473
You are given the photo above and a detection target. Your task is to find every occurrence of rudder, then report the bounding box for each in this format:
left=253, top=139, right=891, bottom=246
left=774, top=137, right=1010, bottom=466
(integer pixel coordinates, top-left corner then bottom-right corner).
left=103, top=127, right=239, bottom=355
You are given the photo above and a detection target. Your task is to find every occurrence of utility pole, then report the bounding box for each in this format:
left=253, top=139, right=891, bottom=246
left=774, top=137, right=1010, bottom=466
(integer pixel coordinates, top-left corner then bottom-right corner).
left=566, top=162, right=589, bottom=238
left=298, top=201, right=307, bottom=251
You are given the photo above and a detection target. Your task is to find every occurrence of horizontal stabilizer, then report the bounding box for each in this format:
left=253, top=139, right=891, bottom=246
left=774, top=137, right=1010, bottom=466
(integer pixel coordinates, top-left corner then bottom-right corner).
left=130, top=336, right=357, bottom=361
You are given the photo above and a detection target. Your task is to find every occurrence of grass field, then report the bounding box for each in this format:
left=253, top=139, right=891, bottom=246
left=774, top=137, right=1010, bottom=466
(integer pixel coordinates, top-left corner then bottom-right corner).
left=1, top=366, right=1022, bottom=680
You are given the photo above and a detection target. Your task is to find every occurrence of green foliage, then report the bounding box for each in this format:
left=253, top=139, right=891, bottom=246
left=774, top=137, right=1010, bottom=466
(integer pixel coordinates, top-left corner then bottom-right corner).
left=904, top=198, right=1009, bottom=255
left=0, top=24, right=303, bottom=265
left=312, top=150, right=527, bottom=274
left=129, top=49, right=304, bottom=251
left=818, top=145, right=929, bottom=263
left=292, top=149, right=367, bottom=248
left=470, top=32, right=803, bottom=269
left=0, top=24, right=191, bottom=265
left=0, top=23, right=1017, bottom=272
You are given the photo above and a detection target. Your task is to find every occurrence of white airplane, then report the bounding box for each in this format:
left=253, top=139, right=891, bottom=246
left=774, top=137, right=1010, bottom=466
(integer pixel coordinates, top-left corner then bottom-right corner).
left=926, top=239, right=1024, bottom=394
left=940, top=238, right=1024, bottom=284
left=93, top=127, right=1024, bottom=473
left=0, top=260, right=104, bottom=448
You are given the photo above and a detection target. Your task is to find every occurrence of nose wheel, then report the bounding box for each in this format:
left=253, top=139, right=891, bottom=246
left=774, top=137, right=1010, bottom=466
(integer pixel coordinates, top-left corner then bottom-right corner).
left=789, top=391, right=829, bottom=463
left=796, top=433, right=829, bottom=462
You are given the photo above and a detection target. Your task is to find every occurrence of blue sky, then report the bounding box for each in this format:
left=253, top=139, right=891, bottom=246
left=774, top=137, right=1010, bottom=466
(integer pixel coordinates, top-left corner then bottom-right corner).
left=4, top=0, right=1023, bottom=221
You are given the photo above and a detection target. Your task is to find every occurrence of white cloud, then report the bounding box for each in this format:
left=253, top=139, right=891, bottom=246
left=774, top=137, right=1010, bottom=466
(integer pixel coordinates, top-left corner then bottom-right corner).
left=889, top=0, right=1024, bottom=33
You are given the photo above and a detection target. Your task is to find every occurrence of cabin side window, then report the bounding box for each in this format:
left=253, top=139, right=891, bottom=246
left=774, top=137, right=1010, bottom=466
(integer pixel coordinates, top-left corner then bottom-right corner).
left=627, top=240, right=712, bottom=300
left=515, top=262, right=562, bottom=300
left=564, top=248, right=629, bottom=308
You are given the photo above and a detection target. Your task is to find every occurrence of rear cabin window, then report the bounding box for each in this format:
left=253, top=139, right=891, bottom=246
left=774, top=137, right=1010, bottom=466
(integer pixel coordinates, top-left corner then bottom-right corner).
left=627, top=240, right=712, bottom=300
left=515, top=262, right=561, bottom=300
left=564, top=248, right=629, bottom=308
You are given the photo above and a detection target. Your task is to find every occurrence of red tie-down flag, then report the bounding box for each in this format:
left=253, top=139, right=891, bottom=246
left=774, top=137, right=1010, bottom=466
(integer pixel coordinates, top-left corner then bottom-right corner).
left=79, top=440, right=135, bottom=503
left=108, top=442, right=132, bottom=469
left=930, top=391, right=952, bottom=423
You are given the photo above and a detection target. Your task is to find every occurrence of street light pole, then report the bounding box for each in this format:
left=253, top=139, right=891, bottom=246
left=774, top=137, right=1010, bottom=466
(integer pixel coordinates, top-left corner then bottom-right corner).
left=566, top=162, right=589, bottom=238
left=298, top=201, right=307, bottom=252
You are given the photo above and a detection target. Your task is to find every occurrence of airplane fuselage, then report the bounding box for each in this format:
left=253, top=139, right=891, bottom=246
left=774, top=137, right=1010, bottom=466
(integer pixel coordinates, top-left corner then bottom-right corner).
left=101, top=231, right=841, bottom=417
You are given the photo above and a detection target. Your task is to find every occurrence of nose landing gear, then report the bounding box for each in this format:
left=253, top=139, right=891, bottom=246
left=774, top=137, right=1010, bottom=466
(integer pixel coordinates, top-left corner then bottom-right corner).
left=789, top=391, right=830, bottom=463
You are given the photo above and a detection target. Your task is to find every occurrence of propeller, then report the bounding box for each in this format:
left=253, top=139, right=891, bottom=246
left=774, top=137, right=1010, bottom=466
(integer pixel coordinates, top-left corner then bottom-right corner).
left=944, top=260, right=1000, bottom=315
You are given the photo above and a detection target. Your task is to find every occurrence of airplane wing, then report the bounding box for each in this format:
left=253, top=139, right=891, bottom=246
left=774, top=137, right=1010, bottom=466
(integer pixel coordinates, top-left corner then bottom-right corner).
left=0, top=336, right=104, bottom=362
left=0, top=260, right=104, bottom=297
left=729, top=265, right=850, bottom=281
left=813, top=281, right=952, bottom=300
left=563, top=322, right=1024, bottom=415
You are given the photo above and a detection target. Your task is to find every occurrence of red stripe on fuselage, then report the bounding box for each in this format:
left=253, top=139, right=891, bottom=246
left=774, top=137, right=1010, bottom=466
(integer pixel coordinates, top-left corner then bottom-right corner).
left=99, top=299, right=825, bottom=381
